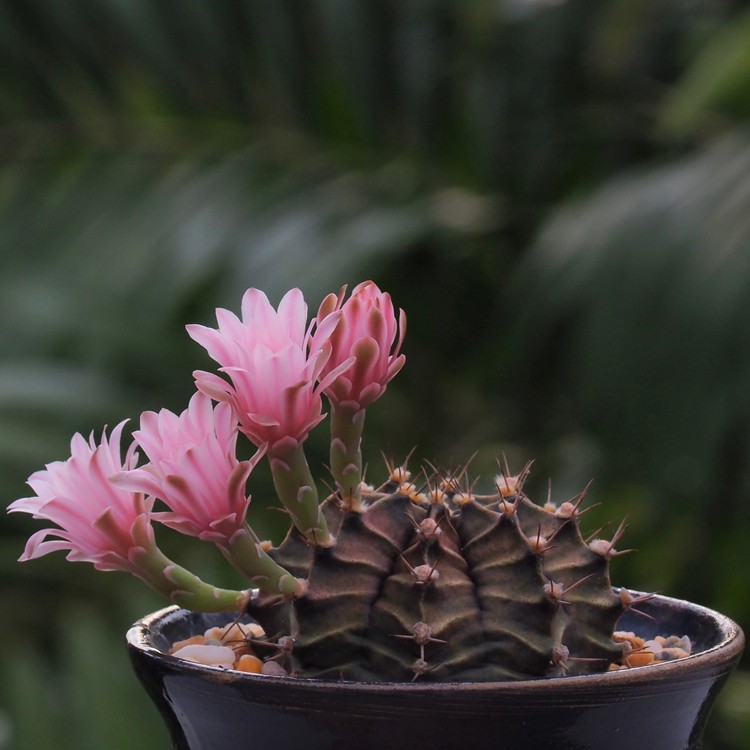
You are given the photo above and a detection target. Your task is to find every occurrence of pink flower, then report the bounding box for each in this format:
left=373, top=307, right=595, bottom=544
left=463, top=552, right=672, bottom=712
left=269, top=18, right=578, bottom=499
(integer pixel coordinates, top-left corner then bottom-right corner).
left=186, top=288, right=344, bottom=454
left=113, top=392, right=262, bottom=545
left=311, top=281, right=406, bottom=409
left=8, top=422, right=154, bottom=573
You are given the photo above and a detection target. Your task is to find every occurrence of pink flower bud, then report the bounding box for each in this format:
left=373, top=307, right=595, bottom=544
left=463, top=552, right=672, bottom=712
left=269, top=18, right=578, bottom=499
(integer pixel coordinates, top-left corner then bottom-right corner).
left=8, top=422, right=155, bottom=573
left=311, top=281, right=406, bottom=409
left=113, top=392, right=264, bottom=545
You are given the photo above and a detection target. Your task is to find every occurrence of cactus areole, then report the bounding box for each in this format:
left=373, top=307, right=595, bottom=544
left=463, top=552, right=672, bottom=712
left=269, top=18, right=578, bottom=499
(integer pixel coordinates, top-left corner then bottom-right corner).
left=8, top=282, right=722, bottom=684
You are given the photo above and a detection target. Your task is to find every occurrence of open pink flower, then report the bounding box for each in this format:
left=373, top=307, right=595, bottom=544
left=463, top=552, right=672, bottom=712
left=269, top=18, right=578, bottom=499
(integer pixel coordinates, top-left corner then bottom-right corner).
left=113, top=392, right=262, bottom=545
left=311, top=281, right=406, bottom=409
left=8, top=422, right=154, bottom=573
left=186, top=288, right=344, bottom=454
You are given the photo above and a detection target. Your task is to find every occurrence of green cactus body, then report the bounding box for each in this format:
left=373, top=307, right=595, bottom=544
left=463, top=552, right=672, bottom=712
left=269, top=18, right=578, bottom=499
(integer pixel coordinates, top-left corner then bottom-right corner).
left=249, top=477, right=625, bottom=682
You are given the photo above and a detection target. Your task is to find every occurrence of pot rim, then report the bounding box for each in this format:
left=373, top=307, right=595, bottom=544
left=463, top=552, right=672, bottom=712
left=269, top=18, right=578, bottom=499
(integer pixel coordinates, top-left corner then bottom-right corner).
left=126, top=590, right=744, bottom=695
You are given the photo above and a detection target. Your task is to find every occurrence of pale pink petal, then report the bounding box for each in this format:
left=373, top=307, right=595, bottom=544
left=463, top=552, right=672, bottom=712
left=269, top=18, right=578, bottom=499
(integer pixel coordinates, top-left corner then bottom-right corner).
left=240, top=288, right=272, bottom=326
left=110, top=468, right=163, bottom=498
left=277, top=288, right=308, bottom=343
left=193, top=370, right=234, bottom=402
left=19, top=529, right=75, bottom=561
left=185, top=324, right=230, bottom=362
left=247, top=413, right=281, bottom=428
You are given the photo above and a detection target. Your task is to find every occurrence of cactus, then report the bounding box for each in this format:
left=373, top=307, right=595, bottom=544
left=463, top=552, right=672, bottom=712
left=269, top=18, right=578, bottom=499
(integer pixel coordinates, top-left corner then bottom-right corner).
left=9, top=281, right=644, bottom=683
left=248, top=465, right=628, bottom=681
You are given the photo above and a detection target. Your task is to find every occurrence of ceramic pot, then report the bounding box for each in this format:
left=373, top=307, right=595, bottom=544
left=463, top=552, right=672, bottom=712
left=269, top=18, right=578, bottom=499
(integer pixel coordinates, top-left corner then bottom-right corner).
left=127, top=592, right=744, bottom=750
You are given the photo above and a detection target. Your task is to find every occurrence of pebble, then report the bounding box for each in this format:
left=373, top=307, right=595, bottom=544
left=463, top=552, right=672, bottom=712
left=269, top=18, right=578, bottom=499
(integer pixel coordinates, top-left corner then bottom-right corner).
left=644, top=635, right=692, bottom=662
left=171, top=644, right=237, bottom=668
left=613, top=631, right=692, bottom=669
left=169, top=624, right=692, bottom=676
left=235, top=654, right=264, bottom=674
left=261, top=661, right=289, bottom=677
left=169, top=622, right=282, bottom=674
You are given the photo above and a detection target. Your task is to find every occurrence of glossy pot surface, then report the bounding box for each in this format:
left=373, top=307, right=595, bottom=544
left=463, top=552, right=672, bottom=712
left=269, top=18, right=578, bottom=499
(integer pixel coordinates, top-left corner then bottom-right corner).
left=127, top=593, right=743, bottom=750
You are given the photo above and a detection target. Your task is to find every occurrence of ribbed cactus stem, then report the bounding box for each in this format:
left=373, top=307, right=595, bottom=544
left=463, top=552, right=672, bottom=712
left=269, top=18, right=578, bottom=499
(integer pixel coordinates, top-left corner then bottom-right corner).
left=329, top=402, right=365, bottom=507
left=250, top=467, right=627, bottom=682
left=269, top=442, right=332, bottom=547
left=221, top=525, right=305, bottom=597
left=130, top=545, right=250, bottom=612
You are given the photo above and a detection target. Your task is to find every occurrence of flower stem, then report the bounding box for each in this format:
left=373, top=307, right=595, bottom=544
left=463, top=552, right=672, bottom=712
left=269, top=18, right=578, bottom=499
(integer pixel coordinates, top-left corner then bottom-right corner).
left=221, top=526, right=306, bottom=597
left=330, top=402, right=365, bottom=508
left=269, top=443, right=332, bottom=546
left=130, top=545, right=250, bottom=612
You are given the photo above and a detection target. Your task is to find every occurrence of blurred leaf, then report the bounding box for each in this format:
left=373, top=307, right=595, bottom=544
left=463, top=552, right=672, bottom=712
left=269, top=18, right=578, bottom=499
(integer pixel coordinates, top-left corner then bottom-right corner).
left=659, top=9, right=750, bottom=140
left=711, top=670, right=750, bottom=750
left=1, top=604, right=168, bottom=750
left=0, top=364, right=126, bottom=414
left=516, top=130, right=750, bottom=626
left=0, top=142, right=451, bottom=504
left=58, top=606, right=167, bottom=750
left=3, top=648, right=71, bottom=750
left=0, top=0, right=722, bottom=198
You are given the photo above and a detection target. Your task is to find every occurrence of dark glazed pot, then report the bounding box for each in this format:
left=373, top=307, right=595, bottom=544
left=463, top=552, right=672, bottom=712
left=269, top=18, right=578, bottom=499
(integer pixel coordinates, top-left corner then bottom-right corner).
left=127, top=593, right=744, bottom=750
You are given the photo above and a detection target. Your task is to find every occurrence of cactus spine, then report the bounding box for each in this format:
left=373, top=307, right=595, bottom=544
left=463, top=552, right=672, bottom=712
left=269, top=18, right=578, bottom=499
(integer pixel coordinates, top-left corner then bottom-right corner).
left=249, top=467, right=628, bottom=682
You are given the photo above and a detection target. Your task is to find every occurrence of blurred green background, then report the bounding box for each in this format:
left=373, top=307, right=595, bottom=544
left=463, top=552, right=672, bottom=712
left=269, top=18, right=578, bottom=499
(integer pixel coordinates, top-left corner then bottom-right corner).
left=2, top=0, right=750, bottom=747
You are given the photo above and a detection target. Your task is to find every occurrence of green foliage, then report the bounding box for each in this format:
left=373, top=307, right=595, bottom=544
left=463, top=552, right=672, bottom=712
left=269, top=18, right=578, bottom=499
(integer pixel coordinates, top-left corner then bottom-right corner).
left=2, top=603, right=168, bottom=750
left=0, top=148, right=443, bottom=500
left=0, top=0, right=749, bottom=747
left=713, top=670, right=750, bottom=750
left=659, top=8, right=750, bottom=140
left=516, top=133, right=750, bottom=624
